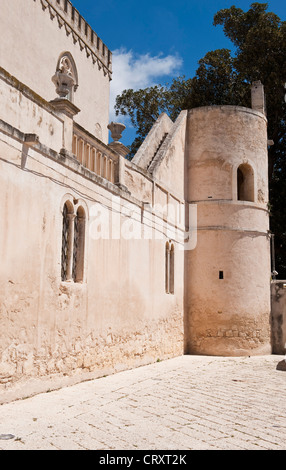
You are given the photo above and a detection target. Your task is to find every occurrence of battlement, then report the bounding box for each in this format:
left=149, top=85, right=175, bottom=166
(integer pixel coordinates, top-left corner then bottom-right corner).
left=36, top=0, right=112, bottom=76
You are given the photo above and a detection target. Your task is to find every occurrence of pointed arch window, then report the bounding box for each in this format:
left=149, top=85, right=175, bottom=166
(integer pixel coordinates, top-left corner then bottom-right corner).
left=61, top=202, right=85, bottom=282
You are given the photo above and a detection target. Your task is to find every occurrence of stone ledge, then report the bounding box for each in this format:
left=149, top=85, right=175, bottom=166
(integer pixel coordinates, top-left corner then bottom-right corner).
left=0, top=67, right=61, bottom=119
left=188, top=105, right=268, bottom=122
left=0, top=118, right=145, bottom=210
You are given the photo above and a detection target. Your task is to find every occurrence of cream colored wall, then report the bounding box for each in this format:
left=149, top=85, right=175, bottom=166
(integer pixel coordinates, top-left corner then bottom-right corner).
left=133, top=111, right=187, bottom=202
left=0, top=0, right=110, bottom=143
left=133, top=113, right=173, bottom=170
left=184, top=106, right=271, bottom=356
left=0, top=68, right=64, bottom=152
left=151, top=111, right=187, bottom=202
left=0, top=118, right=184, bottom=397
left=186, top=106, right=268, bottom=204
left=0, top=1, right=274, bottom=396
left=185, top=229, right=271, bottom=356
left=124, top=162, right=153, bottom=204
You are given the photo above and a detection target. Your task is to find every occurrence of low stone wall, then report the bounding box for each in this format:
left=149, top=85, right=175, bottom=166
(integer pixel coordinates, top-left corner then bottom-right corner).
left=271, top=281, right=286, bottom=354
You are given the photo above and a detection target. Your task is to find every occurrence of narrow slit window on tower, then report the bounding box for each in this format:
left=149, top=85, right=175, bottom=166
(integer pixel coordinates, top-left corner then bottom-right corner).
left=219, top=271, right=224, bottom=280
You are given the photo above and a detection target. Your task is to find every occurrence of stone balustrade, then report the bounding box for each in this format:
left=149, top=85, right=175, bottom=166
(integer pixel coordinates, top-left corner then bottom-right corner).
left=73, top=124, right=117, bottom=183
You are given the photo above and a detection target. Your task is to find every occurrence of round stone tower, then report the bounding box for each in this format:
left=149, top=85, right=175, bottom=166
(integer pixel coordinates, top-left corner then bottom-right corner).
left=184, top=102, right=271, bottom=356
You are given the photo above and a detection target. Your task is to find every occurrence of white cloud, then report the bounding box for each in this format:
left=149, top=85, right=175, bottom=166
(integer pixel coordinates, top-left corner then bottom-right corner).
left=109, top=48, right=182, bottom=122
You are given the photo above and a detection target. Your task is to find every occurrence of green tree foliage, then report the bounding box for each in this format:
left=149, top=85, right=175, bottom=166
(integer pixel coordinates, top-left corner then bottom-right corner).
left=115, top=3, right=286, bottom=276
left=189, top=49, right=249, bottom=108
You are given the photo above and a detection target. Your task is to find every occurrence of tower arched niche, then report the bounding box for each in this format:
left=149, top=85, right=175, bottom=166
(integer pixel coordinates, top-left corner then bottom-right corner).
left=236, top=162, right=255, bottom=202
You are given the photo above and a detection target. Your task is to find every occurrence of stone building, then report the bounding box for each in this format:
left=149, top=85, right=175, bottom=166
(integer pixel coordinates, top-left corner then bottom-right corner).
left=0, top=0, right=276, bottom=401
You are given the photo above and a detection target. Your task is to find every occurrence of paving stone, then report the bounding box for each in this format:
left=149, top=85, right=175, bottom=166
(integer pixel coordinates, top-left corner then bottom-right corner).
left=0, top=355, right=285, bottom=450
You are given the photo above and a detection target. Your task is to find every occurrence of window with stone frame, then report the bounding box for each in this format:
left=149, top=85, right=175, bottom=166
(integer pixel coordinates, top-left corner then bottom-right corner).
left=61, top=201, right=85, bottom=282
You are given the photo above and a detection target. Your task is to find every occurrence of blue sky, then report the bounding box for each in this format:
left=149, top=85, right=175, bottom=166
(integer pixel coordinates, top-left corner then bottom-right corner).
left=71, top=0, right=285, bottom=145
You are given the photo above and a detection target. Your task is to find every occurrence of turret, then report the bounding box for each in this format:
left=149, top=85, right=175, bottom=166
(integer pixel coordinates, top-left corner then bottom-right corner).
left=184, top=91, right=271, bottom=356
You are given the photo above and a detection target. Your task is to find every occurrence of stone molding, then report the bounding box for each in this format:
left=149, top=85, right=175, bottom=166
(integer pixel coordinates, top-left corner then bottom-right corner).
left=0, top=117, right=140, bottom=209
left=188, top=104, right=267, bottom=122
left=34, top=0, right=112, bottom=79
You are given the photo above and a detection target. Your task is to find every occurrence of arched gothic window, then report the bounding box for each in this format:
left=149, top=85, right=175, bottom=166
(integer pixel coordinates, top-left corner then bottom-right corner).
left=61, top=201, right=85, bottom=282
left=237, top=163, right=255, bottom=202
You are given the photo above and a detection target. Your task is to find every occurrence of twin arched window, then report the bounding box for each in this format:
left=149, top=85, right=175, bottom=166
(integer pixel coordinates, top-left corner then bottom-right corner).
left=61, top=201, right=86, bottom=282
left=237, top=163, right=254, bottom=202
left=165, top=242, right=175, bottom=294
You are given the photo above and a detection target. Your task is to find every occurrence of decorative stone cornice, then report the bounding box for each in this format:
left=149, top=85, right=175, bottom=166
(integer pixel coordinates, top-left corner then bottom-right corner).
left=34, top=0, right=112, bottom=79
left=50, top=97, right=81, bottom=118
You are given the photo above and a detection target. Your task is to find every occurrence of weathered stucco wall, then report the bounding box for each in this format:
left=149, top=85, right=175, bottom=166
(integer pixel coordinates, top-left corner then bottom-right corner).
left=0, top=0, right=275, bottom=400
left=0, top=67, right=64, bottom=153
left=132, top=113, right=173, bottom=170
left=0, top=108, right=184, bottom=401
left=271, top=281, right=286, bottom=354
left=124, top=162, right=153, bottom=204
left=150, top=111, right=187, bottom=202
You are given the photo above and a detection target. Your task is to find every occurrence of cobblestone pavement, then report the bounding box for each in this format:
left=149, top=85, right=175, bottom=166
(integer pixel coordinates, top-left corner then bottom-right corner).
left=0, top=355, right=286, bottom=451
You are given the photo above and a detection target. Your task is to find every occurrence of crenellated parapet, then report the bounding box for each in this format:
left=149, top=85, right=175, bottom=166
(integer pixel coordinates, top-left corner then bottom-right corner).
left=35, top=0, right=112, bottom=78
